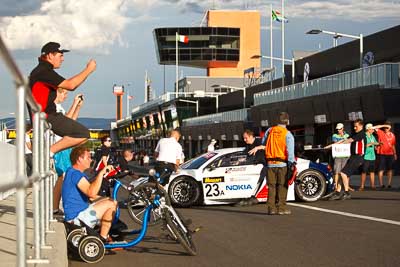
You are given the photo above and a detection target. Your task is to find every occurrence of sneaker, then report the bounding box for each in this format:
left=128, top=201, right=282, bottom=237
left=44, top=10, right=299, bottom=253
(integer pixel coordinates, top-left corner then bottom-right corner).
left=278, top=208, right=291, bottom=215
left=234, top=199, right=249, bottom=207
left=381, top=185, right=386, bottom=189
left=358, top=187, right=364, bottom=191
left=248, top=196, right=259, bottom=205
left=342, top=192, right=351, bottom=200
left=321, top=191, right=336, bottom=200
left=53, top=209, right=64, bottom=216
left=328, top=191, right=343, bottom=201
left=387, top=185, right=392, bottom=189
left=267, top=208, right=277, bottom=215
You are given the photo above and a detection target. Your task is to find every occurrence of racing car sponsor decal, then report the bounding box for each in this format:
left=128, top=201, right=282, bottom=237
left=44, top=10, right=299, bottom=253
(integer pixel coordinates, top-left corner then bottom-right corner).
left=228, top=177, right=250, bottom=182
left=225, top=167, right=247, bottom=174
left=203, top=177, right=225, bottom=183
left=204, top=183, right=225, bottom=197
left=226, top=184, right=252, bottom=191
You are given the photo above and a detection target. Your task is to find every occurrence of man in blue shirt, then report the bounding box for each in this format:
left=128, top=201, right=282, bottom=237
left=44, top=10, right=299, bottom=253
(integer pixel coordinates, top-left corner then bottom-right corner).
left=62, top=146, right=117, bottom=241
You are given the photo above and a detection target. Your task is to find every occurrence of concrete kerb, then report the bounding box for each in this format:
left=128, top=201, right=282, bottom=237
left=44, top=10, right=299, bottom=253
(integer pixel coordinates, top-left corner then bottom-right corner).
left=0, top=189, right=67, bottom=267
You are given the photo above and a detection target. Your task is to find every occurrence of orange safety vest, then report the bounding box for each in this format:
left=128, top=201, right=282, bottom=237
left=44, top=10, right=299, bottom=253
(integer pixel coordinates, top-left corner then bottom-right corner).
left=265, top=126, right=288, bottom=164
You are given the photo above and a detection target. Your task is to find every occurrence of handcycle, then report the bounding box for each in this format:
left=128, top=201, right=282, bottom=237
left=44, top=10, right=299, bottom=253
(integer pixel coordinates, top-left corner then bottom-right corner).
left=126, top=168, right=198, bottom=256
left=65, top=166, right=167, bottom=263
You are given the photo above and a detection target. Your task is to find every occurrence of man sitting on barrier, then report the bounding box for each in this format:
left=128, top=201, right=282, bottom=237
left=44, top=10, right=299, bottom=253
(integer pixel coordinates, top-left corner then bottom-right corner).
left=62, top=146, right=117, bottom=242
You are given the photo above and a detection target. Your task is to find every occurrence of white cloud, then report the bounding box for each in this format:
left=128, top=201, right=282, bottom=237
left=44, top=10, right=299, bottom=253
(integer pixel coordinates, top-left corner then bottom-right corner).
left=0, top=0, right=399, bottom=53
left=286, top=0, right=400, bottom=21
left=0, top=0, right=136, bottom=53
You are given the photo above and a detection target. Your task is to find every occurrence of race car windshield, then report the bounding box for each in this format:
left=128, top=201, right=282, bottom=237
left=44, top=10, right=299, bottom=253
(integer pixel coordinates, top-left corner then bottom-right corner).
left=181, top=152, right=217, bottom=169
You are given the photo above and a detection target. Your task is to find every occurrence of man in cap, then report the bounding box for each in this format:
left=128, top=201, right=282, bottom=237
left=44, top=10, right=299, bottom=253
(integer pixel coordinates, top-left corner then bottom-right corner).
left=359, top=123, right=379, bottom=190
left=327, top=119, right=366, bottom=200
left=29, top=42, right=96, bottom=155
left=330, top=123, right=350, bottom=195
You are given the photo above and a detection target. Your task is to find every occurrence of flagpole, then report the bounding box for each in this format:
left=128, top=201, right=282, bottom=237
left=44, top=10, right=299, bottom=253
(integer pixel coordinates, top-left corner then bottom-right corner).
left=281, top=0, right=285, bottom=89
left=175, top=32, right=179, bottom=95
left=270, top=4, right=274, bottom=89
left=145, top=70, right=148, bottom=103
left=270, top=4, right=273, bottom=71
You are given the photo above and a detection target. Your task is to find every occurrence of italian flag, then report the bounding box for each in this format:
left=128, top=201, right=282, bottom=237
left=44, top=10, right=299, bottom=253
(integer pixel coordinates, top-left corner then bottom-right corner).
left=272, top=10, right=288, bottom=23
left=177, top=34, right=189, bottom=43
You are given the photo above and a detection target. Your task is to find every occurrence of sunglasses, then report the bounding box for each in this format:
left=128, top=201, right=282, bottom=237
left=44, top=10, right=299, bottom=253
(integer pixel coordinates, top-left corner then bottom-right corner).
left=105, top=139, right=112, bottom=142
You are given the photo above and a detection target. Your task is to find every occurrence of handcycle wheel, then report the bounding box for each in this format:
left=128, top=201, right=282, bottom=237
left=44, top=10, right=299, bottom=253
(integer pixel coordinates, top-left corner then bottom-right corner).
left=127, top=182, right=171, bottom=226
left=164, top=208, right=197, bottom=256
left=78, top=236, right=105, bottom=264
left=66, top=228, right=84, bottom=254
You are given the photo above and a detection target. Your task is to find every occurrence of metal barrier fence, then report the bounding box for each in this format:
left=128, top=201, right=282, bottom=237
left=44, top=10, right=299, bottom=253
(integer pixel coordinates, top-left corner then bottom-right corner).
left=0, top=36, right=57, bottom=266
left=182, top=108, right=248, bottom=127
left=254, top=63, right=400, bottom=106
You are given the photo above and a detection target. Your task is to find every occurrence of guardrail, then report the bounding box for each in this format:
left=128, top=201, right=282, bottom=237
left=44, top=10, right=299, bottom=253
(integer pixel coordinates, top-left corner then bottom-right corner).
left=254, top=63, right=400, bottom=106
left=131, top=91, right=224, bottom=116
left=0, top=36, right=57, bottom=266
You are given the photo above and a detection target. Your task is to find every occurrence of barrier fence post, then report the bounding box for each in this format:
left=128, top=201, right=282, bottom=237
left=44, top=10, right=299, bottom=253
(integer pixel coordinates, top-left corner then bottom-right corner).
left=44, top=129, right=55, bottom=233
left=27, top=115, right=51, bottom=265
left=16, top=85, right=27, bottom=267
left=28, top=111, right=45, bottom=262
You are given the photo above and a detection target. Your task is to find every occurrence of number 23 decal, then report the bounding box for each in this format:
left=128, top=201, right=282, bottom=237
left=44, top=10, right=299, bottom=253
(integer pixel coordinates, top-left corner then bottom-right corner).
left=205, top=184, right=223, bottom=197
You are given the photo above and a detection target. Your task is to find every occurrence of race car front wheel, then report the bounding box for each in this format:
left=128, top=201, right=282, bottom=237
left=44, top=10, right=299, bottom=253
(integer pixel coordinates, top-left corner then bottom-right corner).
left=168, top=176, right=201, bottom=208
left=294, top=170, right=327, bottom=202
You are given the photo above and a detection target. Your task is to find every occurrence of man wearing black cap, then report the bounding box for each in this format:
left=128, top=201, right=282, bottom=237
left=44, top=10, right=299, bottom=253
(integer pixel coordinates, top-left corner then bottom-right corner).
left=29, top=42, right=96, bottom=154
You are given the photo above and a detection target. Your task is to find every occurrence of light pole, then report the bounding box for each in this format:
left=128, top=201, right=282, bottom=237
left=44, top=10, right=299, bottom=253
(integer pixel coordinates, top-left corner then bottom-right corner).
left=125, top=82, right=133, bottom=118
left=211, top=85, right=246, bottom=109
left=252, top=55, right=295, bottom=84
left=178, top=99, right=199, bottom=116
left=306, top=29, right=363, bottom=68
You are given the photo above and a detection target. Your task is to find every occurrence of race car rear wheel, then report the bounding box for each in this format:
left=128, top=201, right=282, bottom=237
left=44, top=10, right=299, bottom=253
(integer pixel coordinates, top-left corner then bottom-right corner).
left=168, top=176, right=201, bottom=208
left=295, top=170, right=327, bottom=202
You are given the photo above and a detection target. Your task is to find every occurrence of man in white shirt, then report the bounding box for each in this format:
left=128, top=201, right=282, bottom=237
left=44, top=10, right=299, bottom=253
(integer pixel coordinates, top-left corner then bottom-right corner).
left=154, top=130, right=183, bottom=185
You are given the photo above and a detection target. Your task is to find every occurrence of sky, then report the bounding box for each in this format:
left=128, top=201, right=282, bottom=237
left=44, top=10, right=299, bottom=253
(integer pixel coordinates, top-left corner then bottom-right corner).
left=0, top=0, right=399, bottom=119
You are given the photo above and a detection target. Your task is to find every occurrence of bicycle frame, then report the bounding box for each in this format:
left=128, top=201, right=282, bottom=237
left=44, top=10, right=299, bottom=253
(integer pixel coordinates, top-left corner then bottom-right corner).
left=102, top=178, right=154, bottom=249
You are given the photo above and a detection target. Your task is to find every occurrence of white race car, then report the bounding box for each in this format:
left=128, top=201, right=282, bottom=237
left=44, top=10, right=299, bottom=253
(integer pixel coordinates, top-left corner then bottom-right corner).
left=166, top=148, right=334, bottom=207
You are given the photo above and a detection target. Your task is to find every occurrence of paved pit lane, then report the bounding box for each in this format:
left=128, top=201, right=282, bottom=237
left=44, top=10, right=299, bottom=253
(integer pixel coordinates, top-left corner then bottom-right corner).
left=69, top=189, right=400, bottom=267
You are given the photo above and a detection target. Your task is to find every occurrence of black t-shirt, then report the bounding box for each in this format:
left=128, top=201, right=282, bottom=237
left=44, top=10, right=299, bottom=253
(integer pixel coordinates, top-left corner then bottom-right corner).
left=350, top=131, right=366, bottom=156
left=29, top=59, right=65, bottom=114
left=117, top=155, right=130, bottom=171
left=244, top=137, right=266, bottom=165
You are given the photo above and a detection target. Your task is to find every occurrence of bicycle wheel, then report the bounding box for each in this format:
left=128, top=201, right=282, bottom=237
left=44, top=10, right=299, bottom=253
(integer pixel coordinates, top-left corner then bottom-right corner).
left=127, top=182, right=170, bottom=226
left=164, top=208, right=197, bottom=256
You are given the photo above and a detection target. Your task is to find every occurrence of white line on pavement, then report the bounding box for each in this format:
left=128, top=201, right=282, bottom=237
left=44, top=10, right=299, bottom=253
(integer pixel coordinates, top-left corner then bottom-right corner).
left=287, top=203, right=400, bottom=226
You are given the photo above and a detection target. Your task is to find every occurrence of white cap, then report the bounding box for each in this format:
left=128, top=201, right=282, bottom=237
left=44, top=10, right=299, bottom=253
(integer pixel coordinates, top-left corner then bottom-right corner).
left=211, top=139, right=216, bottom=143
left=336, top=123, right=344, bottom=130
left=365, top=123, right=373, bottom=130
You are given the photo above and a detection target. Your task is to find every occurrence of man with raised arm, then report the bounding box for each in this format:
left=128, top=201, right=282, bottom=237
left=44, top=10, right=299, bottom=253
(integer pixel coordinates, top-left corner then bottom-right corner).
left=29, top=42, right=96, bottom=155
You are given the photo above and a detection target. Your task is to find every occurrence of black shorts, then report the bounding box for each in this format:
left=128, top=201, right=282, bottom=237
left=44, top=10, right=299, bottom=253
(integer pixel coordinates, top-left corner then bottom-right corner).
left=341, top=155, right=364, bottom=177
left=47, top=113, right=89, bottom=138
left=377, top=155, right=395, bottom=171
left=362, top=159, right=375, bottom=173
left=154, top=161, right=175, bottom=185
